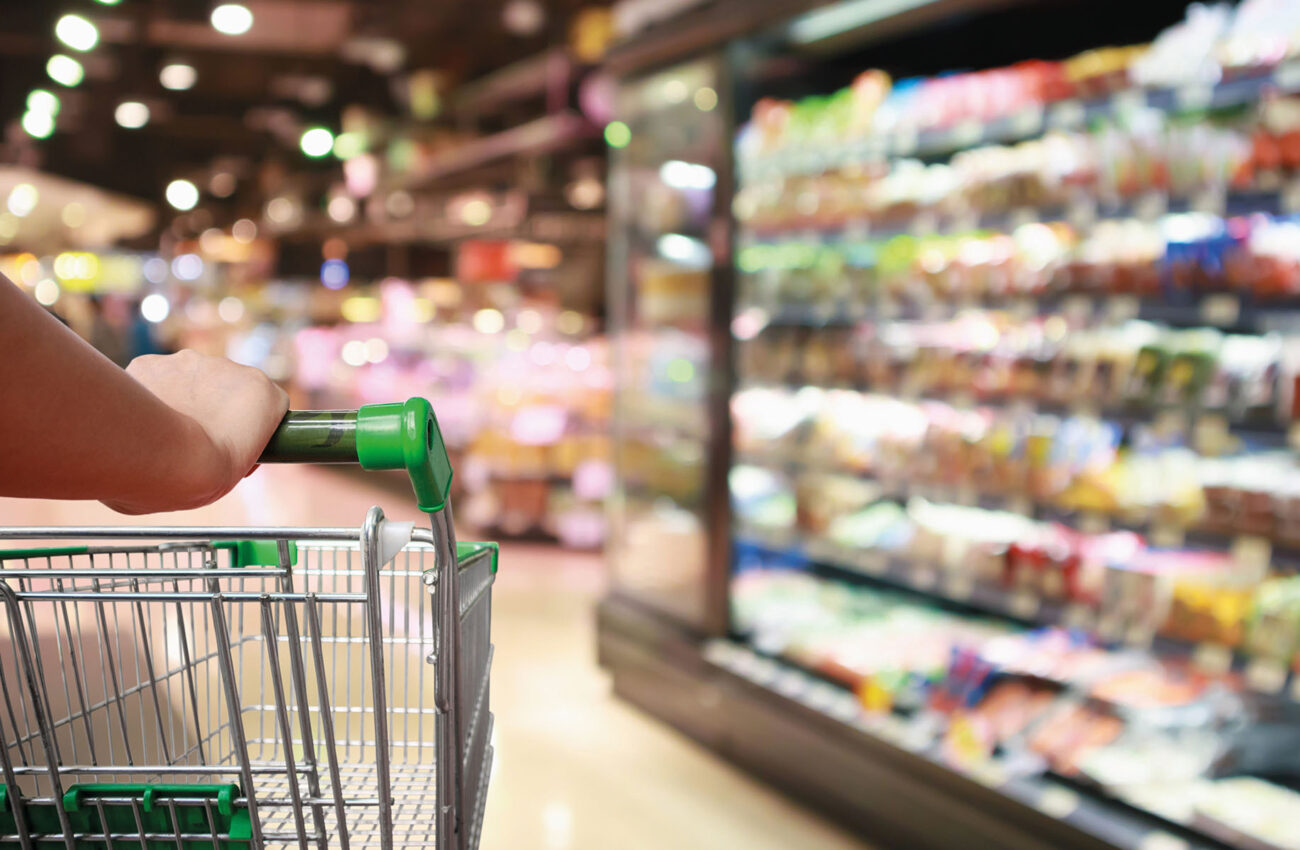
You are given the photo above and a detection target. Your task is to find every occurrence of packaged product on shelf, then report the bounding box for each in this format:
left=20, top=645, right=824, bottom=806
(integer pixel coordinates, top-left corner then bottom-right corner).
left=1193, top=777, right=1300, bottom=850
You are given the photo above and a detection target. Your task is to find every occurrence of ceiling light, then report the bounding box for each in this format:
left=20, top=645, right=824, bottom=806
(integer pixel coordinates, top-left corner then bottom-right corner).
left=789, top=0, right=936, bottom=44
left=300, top=127, right=334, bottom=158
left=159, top=63, right=196, bottom=91
left=217, top=296, right=245, bottom=323
left=27, top=90, right=60, bottom=115
left=140, top=293, right=171, bottom=323
left=327, top=196, right=356, bottom=223
left=165, top=179, right=199, bottom=211
left=7, top=184, right=39, bottom=218
left=34, top=279, right=60, bottom=306
left=694, top=87, right=718, bottom=111
left=604, top=121, right=631, bottom=148
left=659, top=160, right=716, bottom=191
left=231, top=218, right=257, bottom=243
left=386, top=190, right=414, bottom=219
left=209, top=172, right=236, bottom=197
left=94, top=0, right=123, bottom=5
left=55, top=15, right=99, bottom=52
left=211, top=4, right=254, bottom=36
left=459, top=198, right=491, bottom=226
left=21, top=111, right=55, bottom=139
left=171, top=253, right=203, bottom=281
left=502, top=0, right=545, bottom=35
left=115, top=101, right=150, bottom=129
left=332, top=131, right=364, bottom=160
left=321, top=259, right=349, bottom=289
left=266, top=196, right=297, bottom=224
left=46, top=55, right=84, bottom=87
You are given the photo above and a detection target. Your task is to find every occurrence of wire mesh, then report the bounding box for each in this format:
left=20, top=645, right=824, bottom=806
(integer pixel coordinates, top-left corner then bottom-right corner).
left=0, top=521, right=495, bottom=850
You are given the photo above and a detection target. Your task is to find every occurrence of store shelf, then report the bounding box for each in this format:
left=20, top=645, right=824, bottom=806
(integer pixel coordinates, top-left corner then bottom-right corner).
left=741, top=183, right=1294, bottom=242
left=754, top=289, right=1300, bottom=337
left=735, top=379, right=1295, bottom=451
left=734, top=526, right=1300, bottom=702
left=741, top=65, right=1300, bottom=180
left=734, top=449, right=1300, bottom=567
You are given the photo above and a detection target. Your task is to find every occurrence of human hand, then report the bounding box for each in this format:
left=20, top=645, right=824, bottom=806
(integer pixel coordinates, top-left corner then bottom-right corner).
left=105, top=350, right=289, bottom=513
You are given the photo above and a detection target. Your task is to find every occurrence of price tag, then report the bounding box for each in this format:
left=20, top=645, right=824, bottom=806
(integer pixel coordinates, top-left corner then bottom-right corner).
left=1036, top=786, right=1080, bottom=818
left=911, top=211, right=939, bottom=236
left=1140, top=833, right=1190, bottom=850
left=1275, top=60, right=1300, bottom=92
left=1149, top=520, right=1185, bottom=549
left=857, top=550, right=889, bottom=576
left=1106, top=295, right=1139, bottom=322
left=956, top=484, right=978, bottom=506
left=1193, top=414, right=1232, bottom=456
left=1200, top=293, right=1240, bottom=326
left=1193, top=643, right=1233, bottom=676
left=912, top=567, right=939, bottom=591
left=1192, top=186, right=1226, bottom=216
left=1289, top=422, right=1300, bottom=451
left=1095, top=615, right=1123, bottom=643
left=774, top=668, right=808, bottom=699
left=1283, top=178, right=1300, bottom=215
left=1008, top=495, right=1034, bottom=517
left=966, top=760, right=1008, bottom=788
left=952, top=209, right=980, bottom=233
left=1062, top=294, right=1092, bottom=322
left=1010, top=105, right=1044, bottom=137
left=1063, top=603, right=1094, bottom=630
left=1010, top=590, right=1040, bottom=619
left=1125, top=623, right=1155, bottom=649
left=844, top=218, right=871, bottom=241
left=1079, top=512, right=1110, bottom=534
left=1009, top=207, right=1037, bottom=230
left=1245, top=658, right=1288, bottom=694
left=1175, top=85, right=1214, bottom=111
left=1111, top=89, right=1147, bottom=115
left=1067, top=195, right=1098, bottom=228
left=951, top=119, right=983, bottom=149
left=1133, top=191, right=1168, bottom=221
left=893, top=126, right=919, bottom=156
left=945, top=572, right=975, bottom=600
left=1232, top=535, right=1272, bottom=579
left=1048, top=100, right=1085, bottom=130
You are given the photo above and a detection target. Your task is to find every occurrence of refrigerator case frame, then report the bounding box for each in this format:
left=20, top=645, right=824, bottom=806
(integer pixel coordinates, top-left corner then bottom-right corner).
left=603, top=52, right=737, bottom=639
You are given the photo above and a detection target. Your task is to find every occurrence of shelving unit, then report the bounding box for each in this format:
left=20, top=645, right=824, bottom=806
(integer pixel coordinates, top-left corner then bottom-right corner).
left=601, top=0, right=1300, bottom=848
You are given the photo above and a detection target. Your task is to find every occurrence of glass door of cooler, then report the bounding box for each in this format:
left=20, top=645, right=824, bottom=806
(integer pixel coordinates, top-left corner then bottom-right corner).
left=606, top=56, right=731, bottom=633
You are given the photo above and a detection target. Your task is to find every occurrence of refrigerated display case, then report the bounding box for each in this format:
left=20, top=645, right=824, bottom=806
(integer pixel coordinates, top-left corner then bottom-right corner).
left=605, top=56, right=734, bottom=632
left=601, top=1, right=1300, bottom=849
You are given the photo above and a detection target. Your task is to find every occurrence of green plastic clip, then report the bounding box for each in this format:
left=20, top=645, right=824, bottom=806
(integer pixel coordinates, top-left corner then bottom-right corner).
left=0, top=783, right=251, bottom=848
left=214, top=540, right=298, bottom=568
left=356, top=397, right=453, bottom=513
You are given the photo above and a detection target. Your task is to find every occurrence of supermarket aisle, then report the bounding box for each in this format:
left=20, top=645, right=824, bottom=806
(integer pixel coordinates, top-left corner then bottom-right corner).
left=0, top=466, right=870, bottom=850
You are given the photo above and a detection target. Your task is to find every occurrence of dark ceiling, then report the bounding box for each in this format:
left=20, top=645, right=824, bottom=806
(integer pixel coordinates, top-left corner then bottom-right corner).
left=0, top=0, right=598, bottom=215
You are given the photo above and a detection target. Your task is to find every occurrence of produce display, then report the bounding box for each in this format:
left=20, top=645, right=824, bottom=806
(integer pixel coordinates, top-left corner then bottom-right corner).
left=728, top=3, right=1300, bottom=847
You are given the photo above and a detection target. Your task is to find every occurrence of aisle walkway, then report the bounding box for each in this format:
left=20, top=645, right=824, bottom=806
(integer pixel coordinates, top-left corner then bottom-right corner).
left=0, top=466, right=871, bottom=850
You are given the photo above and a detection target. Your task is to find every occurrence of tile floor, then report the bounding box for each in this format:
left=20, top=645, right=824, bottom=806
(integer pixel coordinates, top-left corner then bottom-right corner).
left=0, top=466, right=871, bottom=850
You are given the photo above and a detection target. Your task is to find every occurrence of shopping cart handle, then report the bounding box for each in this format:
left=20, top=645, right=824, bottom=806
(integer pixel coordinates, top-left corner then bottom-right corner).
left=259, top=398, right=453, bottom=513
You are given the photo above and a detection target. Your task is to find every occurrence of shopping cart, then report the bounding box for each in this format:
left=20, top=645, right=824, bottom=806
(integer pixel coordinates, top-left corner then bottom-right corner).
left=0, top=398, right=494, bottom=850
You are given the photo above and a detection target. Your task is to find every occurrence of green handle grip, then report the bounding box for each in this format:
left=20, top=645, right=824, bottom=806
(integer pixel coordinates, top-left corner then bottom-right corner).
left=259, top=398, right=452, bottom=513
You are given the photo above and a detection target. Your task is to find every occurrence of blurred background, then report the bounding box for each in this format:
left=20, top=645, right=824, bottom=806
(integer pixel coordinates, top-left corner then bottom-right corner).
left=6, top=0, right=1300, bottom=848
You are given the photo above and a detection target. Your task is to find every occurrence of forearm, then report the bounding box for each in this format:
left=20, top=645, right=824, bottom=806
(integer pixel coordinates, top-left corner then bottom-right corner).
left=0, top=278, right=224, bottom=507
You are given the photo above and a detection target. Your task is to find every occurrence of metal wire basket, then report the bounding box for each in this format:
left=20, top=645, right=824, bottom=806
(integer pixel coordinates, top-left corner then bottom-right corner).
left=0, top=400, right=494, bottom=850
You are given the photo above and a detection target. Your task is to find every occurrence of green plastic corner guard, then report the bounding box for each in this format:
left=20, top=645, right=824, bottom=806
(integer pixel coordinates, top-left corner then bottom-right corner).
left=457, top=541, right=500, bottom=573
left=213, top=540, right=298, bottom=568
left=0, top=783, right=251, bottom=848
left=356, top=398, right=454, bottom=514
